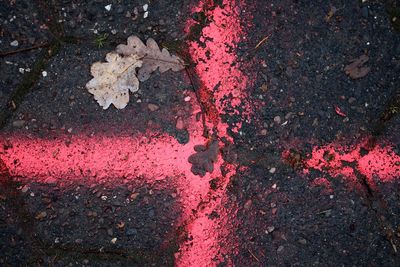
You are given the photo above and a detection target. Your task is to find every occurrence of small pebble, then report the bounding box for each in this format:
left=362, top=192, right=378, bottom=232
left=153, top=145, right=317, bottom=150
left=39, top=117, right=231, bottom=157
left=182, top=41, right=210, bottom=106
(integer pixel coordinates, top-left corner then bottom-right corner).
left=298, top=238, right=307, bottom=245
left=361, top=6, right=368, bottom=18
left=348, top=97, right=356, bottom=104
left=21, top=185, right=29, bottom=193
left=269, top=167, right=276, bottom=174
left=176, top=117, right=184, bottom=130
left=42, top=71, right=47, bottom=77
left=285, top=112, right=293, bottom=120
left=126, top=228, right=137, bottom=236
left=144, top=11, right=149, bottom=18
left=107, top=228, right=113, bottom=236
left=105, top=4, right=112, bottom=11
left=184, top=96, right=191, bottom=102
left=274, top=116, right=281, bottom=124
left=10, top=40, right=19, bottom=47
left=143, top=4, right=148, bottom=11
left=244, top=199, right=252, bottom=210
left=12, top=120, right=25, bottom=128
left=110, top=237, right=117, bottom=244
left=148, top=103, right=159, bottom=111
left=277, top=245, right=284, bottom=253
left=116, top=5, right=124, bottom=14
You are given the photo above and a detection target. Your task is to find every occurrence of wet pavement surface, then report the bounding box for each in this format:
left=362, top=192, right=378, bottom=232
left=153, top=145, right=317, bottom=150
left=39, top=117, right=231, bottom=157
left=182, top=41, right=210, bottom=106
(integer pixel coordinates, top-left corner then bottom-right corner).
left=1, top=0, right=400, bottom=266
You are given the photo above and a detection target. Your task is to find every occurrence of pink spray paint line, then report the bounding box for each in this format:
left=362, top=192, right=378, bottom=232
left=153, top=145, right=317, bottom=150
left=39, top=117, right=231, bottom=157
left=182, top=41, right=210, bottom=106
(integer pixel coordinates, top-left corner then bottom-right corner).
left=284, top=139, right=400, bottom=190
left=176, top=0, right=255, bottom=265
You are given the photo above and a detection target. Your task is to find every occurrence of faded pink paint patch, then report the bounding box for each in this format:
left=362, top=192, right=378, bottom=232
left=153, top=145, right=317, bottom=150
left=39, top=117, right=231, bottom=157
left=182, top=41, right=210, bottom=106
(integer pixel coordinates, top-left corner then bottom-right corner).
left=306, top=141, right=400, bottom=184
left=310, top=177, right=333, bottom=194
left=285, top=139, right=400, bottom=191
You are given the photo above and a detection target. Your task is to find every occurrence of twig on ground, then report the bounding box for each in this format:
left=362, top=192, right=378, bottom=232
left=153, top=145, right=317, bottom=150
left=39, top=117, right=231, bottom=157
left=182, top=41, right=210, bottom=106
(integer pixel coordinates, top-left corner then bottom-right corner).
left=254, top=34, right=271, bottom=49
left=248, top=249, right=260, bottom=262
left=0, top=42, right=50, bottom=57
left=184, top=66, right=210, bottom=138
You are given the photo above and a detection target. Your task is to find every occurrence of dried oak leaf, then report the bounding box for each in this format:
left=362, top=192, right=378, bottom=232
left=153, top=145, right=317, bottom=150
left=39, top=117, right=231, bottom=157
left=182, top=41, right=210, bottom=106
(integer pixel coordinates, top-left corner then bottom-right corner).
left=344, top=54, right=370, bottom=79
left=188, top=140, right=219, bottom=177
left=116, top=35, right=185, bottom=82
left=86, top=52, right=142, bottom=109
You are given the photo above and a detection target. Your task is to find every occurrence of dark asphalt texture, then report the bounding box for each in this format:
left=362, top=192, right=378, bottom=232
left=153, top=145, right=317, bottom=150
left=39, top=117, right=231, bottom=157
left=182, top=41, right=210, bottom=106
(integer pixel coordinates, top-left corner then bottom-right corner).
left=1, top=0, right=400, bottom=266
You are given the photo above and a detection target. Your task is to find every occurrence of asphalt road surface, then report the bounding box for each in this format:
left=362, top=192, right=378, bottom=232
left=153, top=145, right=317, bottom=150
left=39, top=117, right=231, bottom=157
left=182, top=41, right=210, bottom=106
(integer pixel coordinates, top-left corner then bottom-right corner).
left=1, top=0, right=399, bottom=266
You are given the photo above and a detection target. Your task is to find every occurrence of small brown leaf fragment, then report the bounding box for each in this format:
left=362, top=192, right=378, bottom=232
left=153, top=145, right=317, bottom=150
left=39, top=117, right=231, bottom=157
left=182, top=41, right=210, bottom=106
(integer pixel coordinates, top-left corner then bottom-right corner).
left=259, top=83, right=268, bottom=92
left=325, top=6, right=337, bottom=22
left=117, top=222, right=125, bottom=229
left=344, top=55, right=370, bottom=79
left=35, top=211, right=47, bottom=220
left=188, top=139, right=219, bottom=177
left=130, top=192, right=139, bottom=200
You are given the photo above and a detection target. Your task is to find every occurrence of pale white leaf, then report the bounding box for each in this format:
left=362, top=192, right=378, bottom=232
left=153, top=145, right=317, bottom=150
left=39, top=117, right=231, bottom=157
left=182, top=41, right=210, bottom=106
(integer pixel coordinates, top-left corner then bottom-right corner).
left=116, top=35, right=185, bottom=82
left=86, top=52, right=142, bottom=109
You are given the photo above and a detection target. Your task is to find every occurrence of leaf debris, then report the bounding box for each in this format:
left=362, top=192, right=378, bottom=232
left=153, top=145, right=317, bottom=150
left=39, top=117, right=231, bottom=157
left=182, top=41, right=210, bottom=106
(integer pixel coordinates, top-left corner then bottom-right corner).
left=86, top=35, right=185, bottom=109
left=116, top=36, right=185, bottom=82
left=344, top=54, right=370, bottom=79
left=86, top=53, right=142, bottom=109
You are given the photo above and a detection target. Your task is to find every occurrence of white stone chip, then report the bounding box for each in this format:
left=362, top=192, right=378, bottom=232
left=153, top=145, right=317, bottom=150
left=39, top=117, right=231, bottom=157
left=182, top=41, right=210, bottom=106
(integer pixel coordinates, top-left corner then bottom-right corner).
left=10, top=40, right=19, bottom=47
